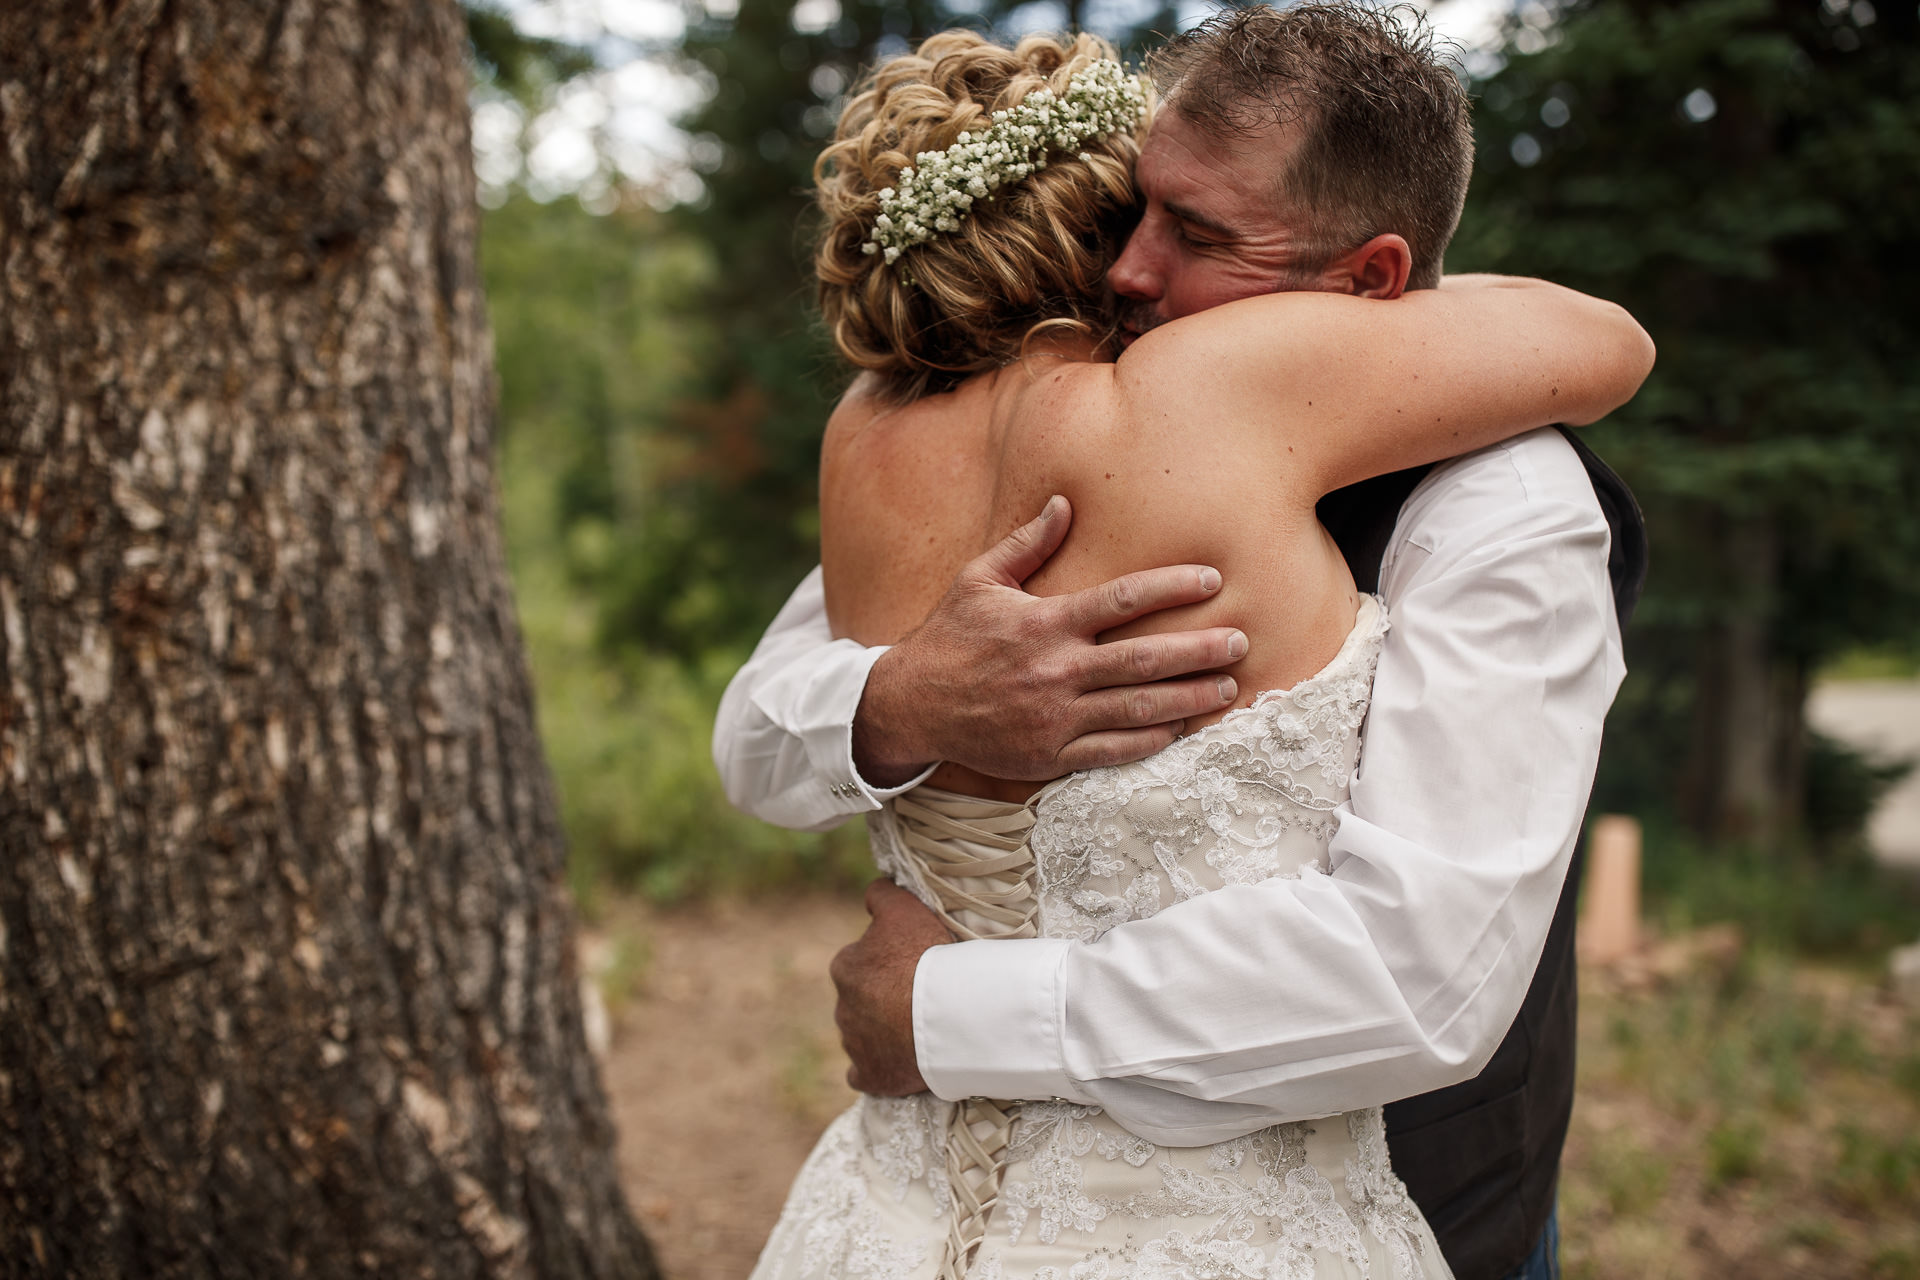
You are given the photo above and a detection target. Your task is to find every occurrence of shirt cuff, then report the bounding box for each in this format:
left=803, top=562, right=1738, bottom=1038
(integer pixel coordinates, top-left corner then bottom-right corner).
left=914, top=936, right=1085, bottom=1103
left=776, top=642, right=937, bottom=814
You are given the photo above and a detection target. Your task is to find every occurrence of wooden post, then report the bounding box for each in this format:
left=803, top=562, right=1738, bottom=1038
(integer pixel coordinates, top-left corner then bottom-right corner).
left=1579, top=815, right=1643, bottom=965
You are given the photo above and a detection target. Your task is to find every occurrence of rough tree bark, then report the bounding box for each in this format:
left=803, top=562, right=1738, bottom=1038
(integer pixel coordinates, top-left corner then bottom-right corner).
left=0, top=2, right=657, bottom=1275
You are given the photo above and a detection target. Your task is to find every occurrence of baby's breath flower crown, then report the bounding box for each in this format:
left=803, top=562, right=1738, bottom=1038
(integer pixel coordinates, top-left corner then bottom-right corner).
left=864, top=59, right=1149, bottom=266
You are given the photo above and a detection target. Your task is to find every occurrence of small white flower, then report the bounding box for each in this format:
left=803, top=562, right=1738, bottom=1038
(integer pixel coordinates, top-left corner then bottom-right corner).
left=863, top=59, right=1147, bottom=266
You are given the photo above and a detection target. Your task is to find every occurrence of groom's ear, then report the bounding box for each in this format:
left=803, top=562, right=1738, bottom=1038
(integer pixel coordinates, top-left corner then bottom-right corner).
left=1328, top=233, right=1412, bottom=300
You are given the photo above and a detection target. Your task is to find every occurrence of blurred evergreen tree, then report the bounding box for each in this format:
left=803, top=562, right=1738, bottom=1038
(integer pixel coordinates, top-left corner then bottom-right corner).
left=465, top=1, right=598, bottom=101
left=1451, top=0, right=1920, bottom=844
left=482, top=196, right=714, bottom=552
left=609, top=0, right=955, bottom=659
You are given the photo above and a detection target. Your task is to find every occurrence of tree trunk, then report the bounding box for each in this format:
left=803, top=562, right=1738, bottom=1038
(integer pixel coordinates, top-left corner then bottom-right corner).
left=0, top=3, right=656, bottom=1275
left=1681, top=516, right=1807, bottom=845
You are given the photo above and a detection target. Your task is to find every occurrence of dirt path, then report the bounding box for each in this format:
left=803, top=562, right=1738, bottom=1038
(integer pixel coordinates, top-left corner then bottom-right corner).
left=594, top=894, right=864, bottom=1280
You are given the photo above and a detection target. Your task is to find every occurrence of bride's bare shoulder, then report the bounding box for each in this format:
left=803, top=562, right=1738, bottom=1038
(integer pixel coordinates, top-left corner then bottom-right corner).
left=995, top=358, right=1128, bottom=473
left=821, top=373, right=893, bottom=452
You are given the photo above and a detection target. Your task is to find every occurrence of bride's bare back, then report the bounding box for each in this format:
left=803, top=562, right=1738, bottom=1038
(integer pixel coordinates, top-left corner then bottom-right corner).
left=823, top=348, right=1352, bottom=802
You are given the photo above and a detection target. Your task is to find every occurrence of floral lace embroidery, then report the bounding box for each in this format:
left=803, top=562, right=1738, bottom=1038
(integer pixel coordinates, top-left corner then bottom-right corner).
left=869, top=1094, right=954, bottom=1214
left=1343, top=1110, right=1428, bottom=1280
left=753, top=1105, right=929, bottom=1277
left=1030, top=605, right=1384, bottom=945
left=999, top=1103, right=1119, bottom=1244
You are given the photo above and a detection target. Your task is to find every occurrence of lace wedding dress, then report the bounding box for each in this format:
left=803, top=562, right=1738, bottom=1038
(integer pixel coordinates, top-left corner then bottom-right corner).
left=751, top=597, right=1452, bottom=1280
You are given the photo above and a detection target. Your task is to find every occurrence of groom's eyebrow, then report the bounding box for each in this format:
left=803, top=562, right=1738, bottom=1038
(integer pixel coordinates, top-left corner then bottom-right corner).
left=1165, top=200, right=1238, bottom=241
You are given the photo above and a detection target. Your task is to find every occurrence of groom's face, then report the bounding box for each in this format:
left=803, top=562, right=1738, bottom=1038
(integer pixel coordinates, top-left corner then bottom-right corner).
left=1108, top=106, right=1327, bottom=344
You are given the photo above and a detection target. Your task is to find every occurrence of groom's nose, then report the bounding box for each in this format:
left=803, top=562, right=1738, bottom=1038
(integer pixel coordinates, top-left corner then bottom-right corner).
left=1107, top=218, right=1166, bottom=304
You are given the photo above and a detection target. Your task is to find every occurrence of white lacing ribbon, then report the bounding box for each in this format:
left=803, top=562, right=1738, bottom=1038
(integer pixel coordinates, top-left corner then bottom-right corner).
left=887, top=788, right=1041, bottom=1278
left=890, top=789, right=1039, bottom=941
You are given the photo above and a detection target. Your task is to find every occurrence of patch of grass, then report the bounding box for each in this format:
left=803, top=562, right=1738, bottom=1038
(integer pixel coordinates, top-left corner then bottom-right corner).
left=1756, top=998, right=1820, bottom=1112
left=776, top=1031, right=843, bottom=1127
left=1895, top=1047, right=1920, bottom=1103
left=596, top=931, right=654, bottom=1012
left=1822, top=647, right=1920, bottom=681
left=1780, top=1216, right=1843, bottom=1250
left=1636, top=823, right=1920, bottom=961
left=1826, top=1019, right=1875, bottom=1073
left=1704, top=1117, right=1766, bottom=1191
left=1591, top=1131, right=1673, bottom=1217
left=1828, top=1125, right=1920, bottom=1214
left=1869, top=1245, right=1920, bottom=1279
left=1566, top=956, right=1920, bottom=1276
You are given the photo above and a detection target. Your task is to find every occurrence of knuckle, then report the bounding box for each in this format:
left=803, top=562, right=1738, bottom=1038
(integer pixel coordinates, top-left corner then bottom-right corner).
left=1130, top=638, right=1163, bottom=679
left=1014, top=657, right=1051, bottom=701
left=1126, top=689, right=1156, bottom=725
left=1107, top=578, right=1141, bottom=617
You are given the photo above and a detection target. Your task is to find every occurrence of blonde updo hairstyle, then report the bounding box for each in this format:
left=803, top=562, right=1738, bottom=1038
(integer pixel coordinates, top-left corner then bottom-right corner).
left=815, top=31, right=1151, bottom=403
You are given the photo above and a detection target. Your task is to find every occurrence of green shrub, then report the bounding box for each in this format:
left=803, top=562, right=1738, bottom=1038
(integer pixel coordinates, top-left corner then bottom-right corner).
left=1635, top=821, right=1920, bottom=960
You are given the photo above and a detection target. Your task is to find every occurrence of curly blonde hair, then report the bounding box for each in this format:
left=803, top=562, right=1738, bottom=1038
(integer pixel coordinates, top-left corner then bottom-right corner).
left=814, top=31, right=1151, bottom=404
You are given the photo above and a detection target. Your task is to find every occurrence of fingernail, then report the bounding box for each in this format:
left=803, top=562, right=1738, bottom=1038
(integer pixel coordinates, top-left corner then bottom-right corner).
left=1226, top=631, right=1247, bottom=660
left=1217, top=676, right=1237, bottom=703
left=1199, top=567, right=1221, bottom=593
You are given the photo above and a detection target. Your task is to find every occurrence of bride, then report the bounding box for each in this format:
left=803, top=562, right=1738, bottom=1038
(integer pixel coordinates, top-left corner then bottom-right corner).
left=751, top=26, right=1651, bottom=1280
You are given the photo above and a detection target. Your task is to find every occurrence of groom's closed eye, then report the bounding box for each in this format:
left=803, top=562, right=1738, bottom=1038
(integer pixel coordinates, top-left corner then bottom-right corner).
left=1178, top=225, right=1229, bottom=252
left=1165, top=201, right=1237, bottom=248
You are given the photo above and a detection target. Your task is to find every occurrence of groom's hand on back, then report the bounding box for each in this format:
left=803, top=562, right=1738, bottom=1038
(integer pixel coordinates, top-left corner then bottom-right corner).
left=852, top=495, right=1246, bottom=786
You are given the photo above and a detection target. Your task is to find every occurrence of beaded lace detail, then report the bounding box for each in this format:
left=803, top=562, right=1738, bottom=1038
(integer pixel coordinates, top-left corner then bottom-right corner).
left=1028, top=596, right=1383, bottom=945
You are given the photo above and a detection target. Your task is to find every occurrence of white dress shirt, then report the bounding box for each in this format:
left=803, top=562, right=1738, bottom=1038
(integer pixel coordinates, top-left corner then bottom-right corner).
left=712, top=427, right=1625, bottom=1144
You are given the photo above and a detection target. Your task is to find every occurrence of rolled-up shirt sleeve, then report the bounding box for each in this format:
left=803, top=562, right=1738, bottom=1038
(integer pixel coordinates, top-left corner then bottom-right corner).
left=913, top=428, right=1626, bottom=1144
left=713, top=566, right=935, bottom=832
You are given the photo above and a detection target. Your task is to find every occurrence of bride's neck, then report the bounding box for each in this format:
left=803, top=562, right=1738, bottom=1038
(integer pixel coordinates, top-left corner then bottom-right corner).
left=1008, top=329, right=1105, bottom=368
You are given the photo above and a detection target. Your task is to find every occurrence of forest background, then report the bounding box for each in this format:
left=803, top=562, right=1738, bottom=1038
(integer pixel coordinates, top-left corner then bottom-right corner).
left=472, top=0, right=1920, bottom=932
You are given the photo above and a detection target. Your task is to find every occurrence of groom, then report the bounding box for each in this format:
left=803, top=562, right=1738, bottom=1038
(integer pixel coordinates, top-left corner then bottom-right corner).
left=715, top=7, right=1644, bottom=1279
